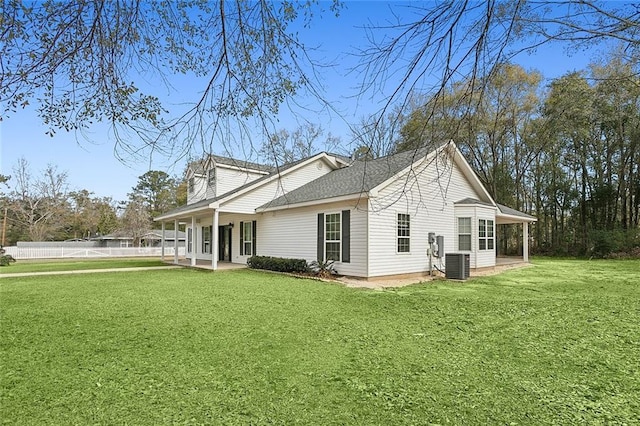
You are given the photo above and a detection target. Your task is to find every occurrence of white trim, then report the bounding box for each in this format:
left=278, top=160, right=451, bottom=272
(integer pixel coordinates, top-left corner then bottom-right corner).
left=215, top=162, right=270, bottom=175
left=457, top=216, right=473, bottom=252
left=324, top=211, right=342, bottom=262
left=523, top=222, right=529, bottom=262
left=161, top=222, right=165, bottom=260
left=212, top=210, right=219, bottom=270
left=190, top=216, right=197, bottom=266
left=396, top=212, right=411, bottom=254
left=216, top=153, right=339, bottom=206
left=370, top=144, right=442, bottom=196
left=496, top=212, right=538, bottom=223
left=155, top=205, right=212, bottom=221
left=478, top=218, right=495, bottom=251
left=447, top=142, right=496, bottom=206
left=257, top=193, right=366, bottom=213
left=173, top=219, right=179, bottom=264
left=241, top=220, right=254, bottom=256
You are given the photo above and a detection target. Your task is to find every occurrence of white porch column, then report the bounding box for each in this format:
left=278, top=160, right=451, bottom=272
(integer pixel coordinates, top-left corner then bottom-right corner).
left=173, top=219, right=179, bottom=264
left=161, top=222, right=165, bottom=261
left=212, top=209, right=219, bottom=270
left=191, top=216, right=197, bottom=267
left=523, top=221, right=529, bottom=262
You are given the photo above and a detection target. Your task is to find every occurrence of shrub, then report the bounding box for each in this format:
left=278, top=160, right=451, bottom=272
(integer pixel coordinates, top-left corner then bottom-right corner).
left=0, top=254, right=16, bottom=266
left=308, top=259, right=337, bottom=278
left=247, top=256, right=308, bottom=273
left=590, top=228, right=640, bottom=258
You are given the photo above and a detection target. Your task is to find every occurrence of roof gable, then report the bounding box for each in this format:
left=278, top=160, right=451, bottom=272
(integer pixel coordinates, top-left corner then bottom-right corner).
left=155, top=152, right=344, bottom=220
left=258, top=141, right=495, bottom=211
left=257, top=147, right=429, bottom=210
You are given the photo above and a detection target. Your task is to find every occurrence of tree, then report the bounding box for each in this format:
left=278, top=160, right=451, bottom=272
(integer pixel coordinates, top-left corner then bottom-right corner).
left=350, top=113, right=398, bottom=159
left=4, top=1, right=638, bottom=163
left=128, top=171, right=180, bottom=219
left=351, top=1, right=640, bottom=163
left=1, top=0, right=341, bottom=160
left=66, top=190, right=118, bottom=238
left=118, top=198, right=151, bottom=247
left=398, top=63, right=543, bottom=205
left=259, top=123, right=341, bottom=165
left=7, top=159, right=69, bottom=241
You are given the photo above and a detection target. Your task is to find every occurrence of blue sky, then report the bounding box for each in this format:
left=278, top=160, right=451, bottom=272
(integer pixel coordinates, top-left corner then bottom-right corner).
left=0, top=1, right=596, bottom=202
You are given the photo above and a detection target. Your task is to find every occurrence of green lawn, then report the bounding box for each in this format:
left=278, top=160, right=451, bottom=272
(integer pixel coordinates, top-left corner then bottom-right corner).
left=0, top=257, right=166, bottom=274
left=1, top=259, right=638, bottom=424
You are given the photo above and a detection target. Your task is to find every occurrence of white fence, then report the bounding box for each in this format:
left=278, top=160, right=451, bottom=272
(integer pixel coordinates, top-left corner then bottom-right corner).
left=3, top=246, right=186, bottom=260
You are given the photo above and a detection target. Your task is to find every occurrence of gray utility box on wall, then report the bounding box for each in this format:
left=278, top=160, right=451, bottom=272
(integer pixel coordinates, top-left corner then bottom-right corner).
left=445, top=253, right=470, bottom=280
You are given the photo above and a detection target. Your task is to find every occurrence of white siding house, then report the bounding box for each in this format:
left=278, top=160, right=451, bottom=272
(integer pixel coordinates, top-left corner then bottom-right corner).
left=156, top=142, right=536, bottom=278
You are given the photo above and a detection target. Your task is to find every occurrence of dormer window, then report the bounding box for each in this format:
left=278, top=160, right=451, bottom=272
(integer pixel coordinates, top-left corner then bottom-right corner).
left=188, top=177, right=195, bottom=193
left=208, top=168, right=216, bottom=185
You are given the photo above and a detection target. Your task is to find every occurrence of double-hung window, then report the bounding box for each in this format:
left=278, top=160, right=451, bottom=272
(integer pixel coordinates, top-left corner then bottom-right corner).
left=458, top=217, right=472, bottom=251
left=202, top=226, right=211, bottom=254
left=479, top=219, right=494, bottom=250
left=325, top=213, right=341, bottom=261
left=188, top=177, right=195, bottom=194
left=397, top=213, right=410, bottom=253
left=243, top=221, right=253, bottom=256
left=187, top=228, right=193, bottom=253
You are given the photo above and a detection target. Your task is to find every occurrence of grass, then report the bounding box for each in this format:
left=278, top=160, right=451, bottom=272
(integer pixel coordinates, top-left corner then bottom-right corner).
left=0, top=257, right=166, bottom=274
left=1, top=258, right=638, bottom=424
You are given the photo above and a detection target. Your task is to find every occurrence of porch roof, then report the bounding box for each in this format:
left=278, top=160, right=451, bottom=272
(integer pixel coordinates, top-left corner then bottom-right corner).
left=496, top=203, right=537, bottom=223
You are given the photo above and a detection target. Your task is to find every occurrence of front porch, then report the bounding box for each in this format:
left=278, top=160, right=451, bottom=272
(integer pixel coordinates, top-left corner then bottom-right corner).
left=156, top=207, right=257, bottom=271
left=166, top=258, right=247, bottom=271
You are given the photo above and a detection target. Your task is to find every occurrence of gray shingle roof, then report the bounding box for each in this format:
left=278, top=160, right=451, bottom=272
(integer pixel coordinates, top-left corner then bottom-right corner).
left=496, top=203, right=537, bottom=220
left=454, top=198, right=494, bottom=207
left=257, top=148, right=431, bottom=210
left=156, top=152, right=337, bottom=220
left=189, top=155, right=275, bottom=175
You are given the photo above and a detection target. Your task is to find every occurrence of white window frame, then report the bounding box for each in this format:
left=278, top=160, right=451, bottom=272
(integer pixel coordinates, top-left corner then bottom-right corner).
left=479, top=219, right=494, bottom=251
left=187, top=228, right=192, bottom=253
left=325, top=212, right=341, bottom=261
left=458, top=217, right=472, bottom=251
left=188, top=177, right=195, bottom=194
left=242, top=221, right=253, bottom=256
left=202, top=225, right=211, bottom=254
left=397, top=213, right=410, bottom=253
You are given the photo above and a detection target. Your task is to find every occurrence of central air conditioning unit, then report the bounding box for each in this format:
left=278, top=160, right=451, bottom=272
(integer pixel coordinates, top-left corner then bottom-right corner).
left=445, top=253, right=470, bottom=280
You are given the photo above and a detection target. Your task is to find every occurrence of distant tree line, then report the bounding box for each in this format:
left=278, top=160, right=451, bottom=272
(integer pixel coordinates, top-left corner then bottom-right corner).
left=391, top=54, right=639, bottom=257
left=0, top=163, right=185, bottom=246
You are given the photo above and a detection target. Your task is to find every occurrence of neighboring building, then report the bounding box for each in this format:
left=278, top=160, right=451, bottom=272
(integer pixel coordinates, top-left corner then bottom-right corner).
left=93, top=230, right=186, bottom=248
left=155, top=142, right=536, bottom=279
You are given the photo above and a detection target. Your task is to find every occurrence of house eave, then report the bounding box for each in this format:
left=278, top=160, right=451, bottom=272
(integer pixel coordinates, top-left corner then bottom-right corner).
left=215, top=162, right=270, bottom=175
left=257, top=193, right=367, bottom=212
left=496, top=213, right=537, bottom=224
left=215, top=153, right=340, bottom=206
left=154, top=205, right=213, bottom=221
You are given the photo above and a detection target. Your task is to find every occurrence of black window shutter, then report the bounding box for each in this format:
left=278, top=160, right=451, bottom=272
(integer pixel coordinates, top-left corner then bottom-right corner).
left=317, top=213, right=324, bottom=261
left=239, top=221, right=244, bottom=255
left=342, top=210, right=350, bottom=263
left=252, top=220, right=257, bottom=256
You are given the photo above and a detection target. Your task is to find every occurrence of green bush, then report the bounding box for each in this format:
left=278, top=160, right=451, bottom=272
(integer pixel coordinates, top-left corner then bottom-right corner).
left=590, top=228, right=640, bottom=258
left=0, top=254, right=16, bottom=266
left=247, top=256, right=308, bottom=273
left=308, top=259, right=337, bottom=278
